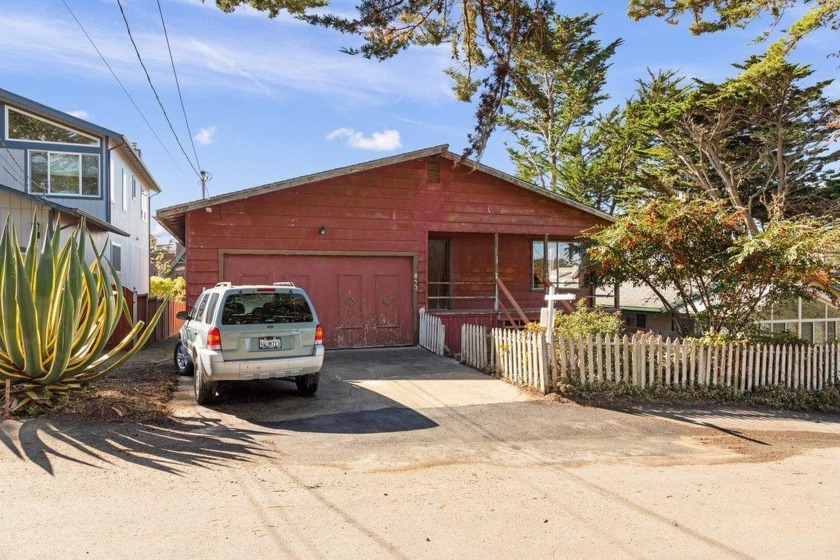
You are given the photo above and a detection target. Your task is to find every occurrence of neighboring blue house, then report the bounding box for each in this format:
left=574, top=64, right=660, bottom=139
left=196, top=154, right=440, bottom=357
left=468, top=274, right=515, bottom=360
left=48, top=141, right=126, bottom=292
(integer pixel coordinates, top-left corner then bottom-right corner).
left=0, top=87, right=160, bottom=298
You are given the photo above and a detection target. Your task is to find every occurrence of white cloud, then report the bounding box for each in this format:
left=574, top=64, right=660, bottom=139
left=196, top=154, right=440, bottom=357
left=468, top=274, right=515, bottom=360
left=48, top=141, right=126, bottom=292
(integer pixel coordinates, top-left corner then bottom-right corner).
left=195, top=126, right=217, bottom=145
left=326, top=128, right=402, bottom=151
left=0, top=8, right=452, bottom=105
left=67, top=110, right=89, bottom=120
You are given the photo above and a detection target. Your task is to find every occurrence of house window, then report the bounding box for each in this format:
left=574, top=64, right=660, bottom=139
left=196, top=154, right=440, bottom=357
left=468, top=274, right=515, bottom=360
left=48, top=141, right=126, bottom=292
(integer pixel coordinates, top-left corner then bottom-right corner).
left=29, top=151, right=99, bottom=196
left=532, top=241, right=581, bottom=289
left=132, top=175, right=137, bottom=200
left=122, top=171, right=128, bottom=212
left=625, top=313, right=648, bottom=330
left=6, top=108, right=100, bottom=146
left=801, top=322, right=814, bottom=343
left=828, top=321, right=837, bottom=341
left=141, top=190, right=148, bottom=222
left=111, top=243, right=122, bottom=272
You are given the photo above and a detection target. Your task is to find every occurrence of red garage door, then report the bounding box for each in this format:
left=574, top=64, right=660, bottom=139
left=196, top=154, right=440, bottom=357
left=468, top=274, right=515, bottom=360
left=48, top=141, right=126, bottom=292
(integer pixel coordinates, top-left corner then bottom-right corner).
left=223, top=254, right=414, bottom=349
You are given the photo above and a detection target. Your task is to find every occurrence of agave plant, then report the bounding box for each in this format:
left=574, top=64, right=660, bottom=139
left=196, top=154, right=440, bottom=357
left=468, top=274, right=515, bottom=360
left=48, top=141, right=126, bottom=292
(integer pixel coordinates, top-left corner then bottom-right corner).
left=0, top=215, right=166, bottom=412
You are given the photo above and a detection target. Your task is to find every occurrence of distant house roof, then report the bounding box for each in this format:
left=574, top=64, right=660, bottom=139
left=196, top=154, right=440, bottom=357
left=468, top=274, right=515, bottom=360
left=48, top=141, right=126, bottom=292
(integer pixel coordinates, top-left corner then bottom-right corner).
left=156, top=144, right=614, bottom=243
left=0, top=182, right=129, bottom=237
left=618, top=283, right=690, bottom=313
left=0, top=87, right=161, bottom=194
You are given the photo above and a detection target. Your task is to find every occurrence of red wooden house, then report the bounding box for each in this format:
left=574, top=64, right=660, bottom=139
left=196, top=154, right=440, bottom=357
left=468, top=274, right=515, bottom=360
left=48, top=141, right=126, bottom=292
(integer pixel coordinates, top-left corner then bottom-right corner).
left=156, top=145, right=612, bottom=352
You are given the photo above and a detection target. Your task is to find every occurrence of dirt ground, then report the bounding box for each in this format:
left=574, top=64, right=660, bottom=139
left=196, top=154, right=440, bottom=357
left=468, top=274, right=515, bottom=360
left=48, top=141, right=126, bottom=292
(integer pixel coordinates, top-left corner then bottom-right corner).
left=3, top=344, right=840, bottom=559
left=51, top=338, right=181, bottom=424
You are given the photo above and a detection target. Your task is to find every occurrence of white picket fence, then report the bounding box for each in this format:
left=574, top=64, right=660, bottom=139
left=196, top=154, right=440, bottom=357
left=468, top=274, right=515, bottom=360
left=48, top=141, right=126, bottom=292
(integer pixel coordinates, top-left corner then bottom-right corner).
left=418, top=308, right=445, bottom=355
left=461, top=324, right=490, bottom=369
left=492, top=329, right=549, bottom=393
left=458, top=325, right=840, bottom=394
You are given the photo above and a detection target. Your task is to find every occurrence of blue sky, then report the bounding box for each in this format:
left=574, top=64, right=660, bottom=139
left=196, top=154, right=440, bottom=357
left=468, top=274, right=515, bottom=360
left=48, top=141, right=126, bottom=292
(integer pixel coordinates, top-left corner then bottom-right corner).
left=1, top=0, right=837, bottom=238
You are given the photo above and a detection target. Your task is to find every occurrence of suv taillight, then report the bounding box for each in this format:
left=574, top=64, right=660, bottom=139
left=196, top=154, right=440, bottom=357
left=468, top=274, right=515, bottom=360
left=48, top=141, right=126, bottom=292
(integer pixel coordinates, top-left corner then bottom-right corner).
left=315, top=324, right=323, bottom=345
left=207, top=327, right=222, bottom=350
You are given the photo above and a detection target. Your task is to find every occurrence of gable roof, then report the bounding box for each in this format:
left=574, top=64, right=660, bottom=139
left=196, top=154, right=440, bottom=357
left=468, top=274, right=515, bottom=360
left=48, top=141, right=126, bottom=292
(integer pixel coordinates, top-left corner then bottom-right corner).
left=0, top=87, right=161, bottom=194
left=156, top=144, right=613, bottom=243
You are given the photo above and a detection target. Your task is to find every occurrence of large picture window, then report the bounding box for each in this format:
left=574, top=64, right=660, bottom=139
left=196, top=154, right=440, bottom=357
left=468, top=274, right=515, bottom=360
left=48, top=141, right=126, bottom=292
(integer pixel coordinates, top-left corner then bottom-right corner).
left=6, top=108, right=100, bottom=146
left=6, top=108, right=99, bottom=146
left=532, top=240, right=581, bottom=289
left=29, top=151, right=99, bottom=196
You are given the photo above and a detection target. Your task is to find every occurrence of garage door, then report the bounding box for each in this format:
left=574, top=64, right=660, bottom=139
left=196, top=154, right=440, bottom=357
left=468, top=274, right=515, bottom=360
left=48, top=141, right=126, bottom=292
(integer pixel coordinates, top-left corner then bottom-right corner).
left=223, top=254, right=414, bottom=349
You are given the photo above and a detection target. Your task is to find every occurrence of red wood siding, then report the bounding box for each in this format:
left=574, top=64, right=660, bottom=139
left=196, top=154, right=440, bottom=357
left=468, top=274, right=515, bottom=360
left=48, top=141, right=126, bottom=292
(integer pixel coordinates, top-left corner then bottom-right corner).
left=182, top=157, right=608, bottom=347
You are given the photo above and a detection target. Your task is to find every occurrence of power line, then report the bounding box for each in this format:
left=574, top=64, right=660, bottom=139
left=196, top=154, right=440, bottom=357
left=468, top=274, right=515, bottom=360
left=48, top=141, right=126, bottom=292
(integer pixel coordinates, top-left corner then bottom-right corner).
left=59, top=0, right=182, bottom=171
left=115, top=0, right=200, bottom=178
left=156, top=0, right=203, bottom=174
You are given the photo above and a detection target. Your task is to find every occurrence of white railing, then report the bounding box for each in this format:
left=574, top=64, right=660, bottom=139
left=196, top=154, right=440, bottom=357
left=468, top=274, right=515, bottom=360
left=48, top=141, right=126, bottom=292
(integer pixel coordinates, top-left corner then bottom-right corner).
left=555, top=333, right=840, bottom=391
left=491, top=328, right=549, bottom=393
left=418, top=308, right=445, bottom=355
left=461, top=324, right=490, bottom=369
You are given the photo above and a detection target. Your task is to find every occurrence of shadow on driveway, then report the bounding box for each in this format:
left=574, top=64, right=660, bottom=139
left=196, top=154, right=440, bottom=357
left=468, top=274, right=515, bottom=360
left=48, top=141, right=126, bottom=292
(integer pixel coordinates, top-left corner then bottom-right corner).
left=198, top=347, right=452, bottom=434
left=1, top=415, right=274, bottom=476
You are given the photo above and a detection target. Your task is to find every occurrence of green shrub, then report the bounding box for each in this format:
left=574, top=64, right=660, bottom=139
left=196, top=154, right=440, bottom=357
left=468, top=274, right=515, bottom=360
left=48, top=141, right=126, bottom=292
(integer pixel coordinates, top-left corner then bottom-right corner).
left=553, top=299, right=624, bottom=338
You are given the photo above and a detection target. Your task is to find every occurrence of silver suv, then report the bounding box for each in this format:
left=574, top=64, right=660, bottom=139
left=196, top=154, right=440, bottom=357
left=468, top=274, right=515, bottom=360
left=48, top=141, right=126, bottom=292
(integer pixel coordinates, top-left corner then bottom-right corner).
left=174, top=282, right=324, bottom=404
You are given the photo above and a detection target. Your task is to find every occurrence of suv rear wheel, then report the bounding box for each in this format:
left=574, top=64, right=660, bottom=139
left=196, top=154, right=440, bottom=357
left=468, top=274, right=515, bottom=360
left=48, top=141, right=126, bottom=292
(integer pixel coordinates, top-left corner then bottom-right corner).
left=295, top=373, right=319, bottom=396
left=174, top=341, right=194, bottom=376
left=194, top=357, right=217, bottom=405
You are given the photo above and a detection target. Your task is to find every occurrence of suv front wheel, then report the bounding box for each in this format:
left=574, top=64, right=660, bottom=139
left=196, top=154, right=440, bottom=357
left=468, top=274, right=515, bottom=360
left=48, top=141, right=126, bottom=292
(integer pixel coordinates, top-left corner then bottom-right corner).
left=295, top=373, right=319, bottom=396
left=174, top=341, right=194, bottom=376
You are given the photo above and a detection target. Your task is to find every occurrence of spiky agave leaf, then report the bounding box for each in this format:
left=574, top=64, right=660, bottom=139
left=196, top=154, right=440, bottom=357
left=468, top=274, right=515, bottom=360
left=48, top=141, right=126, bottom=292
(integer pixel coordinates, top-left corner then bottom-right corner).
left=0, top=214, right=167, bottom=411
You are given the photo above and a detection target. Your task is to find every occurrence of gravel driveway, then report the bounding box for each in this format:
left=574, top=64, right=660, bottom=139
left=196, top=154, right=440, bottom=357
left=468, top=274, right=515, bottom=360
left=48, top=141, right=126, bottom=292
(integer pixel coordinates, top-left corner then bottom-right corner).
left=2, top=346, right=840, bottom=559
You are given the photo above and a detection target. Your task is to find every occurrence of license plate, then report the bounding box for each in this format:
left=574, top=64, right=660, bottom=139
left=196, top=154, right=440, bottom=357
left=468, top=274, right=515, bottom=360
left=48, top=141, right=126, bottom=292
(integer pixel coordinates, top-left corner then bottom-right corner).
left=258, top=337, right=281, bottom=350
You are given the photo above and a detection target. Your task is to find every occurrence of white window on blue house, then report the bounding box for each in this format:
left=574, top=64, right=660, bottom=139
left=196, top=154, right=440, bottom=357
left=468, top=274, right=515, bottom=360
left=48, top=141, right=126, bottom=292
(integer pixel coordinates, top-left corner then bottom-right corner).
left=141, top=190, right=148, bottom=223
left=6, top=108, right=100, bottom=146
left=111, top=242, right=122, bottom=272
left=29, top=151, right=99, bottom=196
left=122, top=170, right=128, bottom=212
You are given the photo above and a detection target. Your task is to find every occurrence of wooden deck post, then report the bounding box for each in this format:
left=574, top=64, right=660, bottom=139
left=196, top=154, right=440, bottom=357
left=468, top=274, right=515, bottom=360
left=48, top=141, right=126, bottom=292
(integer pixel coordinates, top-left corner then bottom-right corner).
left=494, top=232, right=499, bottom=313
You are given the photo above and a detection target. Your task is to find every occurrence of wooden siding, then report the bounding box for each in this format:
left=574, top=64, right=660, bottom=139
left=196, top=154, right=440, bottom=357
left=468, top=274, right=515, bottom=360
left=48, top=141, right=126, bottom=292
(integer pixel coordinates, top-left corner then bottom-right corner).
left=0, top=148, right=26, bottom=190
left=183, top=157, right=609, bottom=314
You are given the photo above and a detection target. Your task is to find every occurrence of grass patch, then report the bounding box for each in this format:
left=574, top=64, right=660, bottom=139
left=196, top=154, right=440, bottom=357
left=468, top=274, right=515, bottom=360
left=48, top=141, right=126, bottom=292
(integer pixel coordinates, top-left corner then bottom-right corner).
left=559, top=380, right=840, bottom=414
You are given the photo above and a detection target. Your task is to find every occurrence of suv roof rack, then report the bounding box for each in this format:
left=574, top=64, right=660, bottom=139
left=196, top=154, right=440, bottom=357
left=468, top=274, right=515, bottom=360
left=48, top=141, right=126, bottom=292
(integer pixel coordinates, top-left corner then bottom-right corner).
left=214, top=282, right=232, bottom=288
left=273, top=282, right=296, bottom=287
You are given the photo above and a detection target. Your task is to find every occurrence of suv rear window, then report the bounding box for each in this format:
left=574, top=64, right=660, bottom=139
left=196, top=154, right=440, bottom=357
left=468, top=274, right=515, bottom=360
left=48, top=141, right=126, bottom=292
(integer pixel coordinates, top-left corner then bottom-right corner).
left=221, top=292, right=314, bottom=325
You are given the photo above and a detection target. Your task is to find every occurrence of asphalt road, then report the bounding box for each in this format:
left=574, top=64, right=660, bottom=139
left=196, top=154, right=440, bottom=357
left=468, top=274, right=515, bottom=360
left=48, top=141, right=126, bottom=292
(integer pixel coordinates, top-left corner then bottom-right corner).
left=2, top=347, right=840, bottom=559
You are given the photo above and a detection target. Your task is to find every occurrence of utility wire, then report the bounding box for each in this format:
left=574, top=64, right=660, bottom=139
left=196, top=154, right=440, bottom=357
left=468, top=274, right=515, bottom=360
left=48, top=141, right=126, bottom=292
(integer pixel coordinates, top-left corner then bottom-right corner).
left=60, top=0, right=181, bottom=171
left=156, top=0, right=203, bottom=174
left=116, top=0, right=200, bottom=178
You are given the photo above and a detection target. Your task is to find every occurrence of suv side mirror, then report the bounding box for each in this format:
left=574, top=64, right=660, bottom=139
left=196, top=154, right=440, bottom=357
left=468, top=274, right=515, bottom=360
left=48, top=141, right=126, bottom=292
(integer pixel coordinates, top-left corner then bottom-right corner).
left=176, top=311, right=190, bottom=321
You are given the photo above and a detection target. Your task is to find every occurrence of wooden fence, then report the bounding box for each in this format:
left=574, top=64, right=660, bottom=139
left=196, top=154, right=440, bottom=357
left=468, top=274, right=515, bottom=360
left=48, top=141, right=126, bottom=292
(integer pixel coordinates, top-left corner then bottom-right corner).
left=461, top=324, right=490, bottom=369
left=419, top=308, right=446, bottom=355
left=108, top=289, right=186, bottom=349
left=458, top=325, right=840, bottom=394
left=555, top=333, right=840, bottom=392
left=492, top=329, right=549, bottom=393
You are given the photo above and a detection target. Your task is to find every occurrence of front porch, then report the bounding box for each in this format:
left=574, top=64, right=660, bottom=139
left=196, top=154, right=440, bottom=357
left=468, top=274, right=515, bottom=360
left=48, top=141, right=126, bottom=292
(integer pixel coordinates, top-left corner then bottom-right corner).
left=423, top=232, right=609, bottom=354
